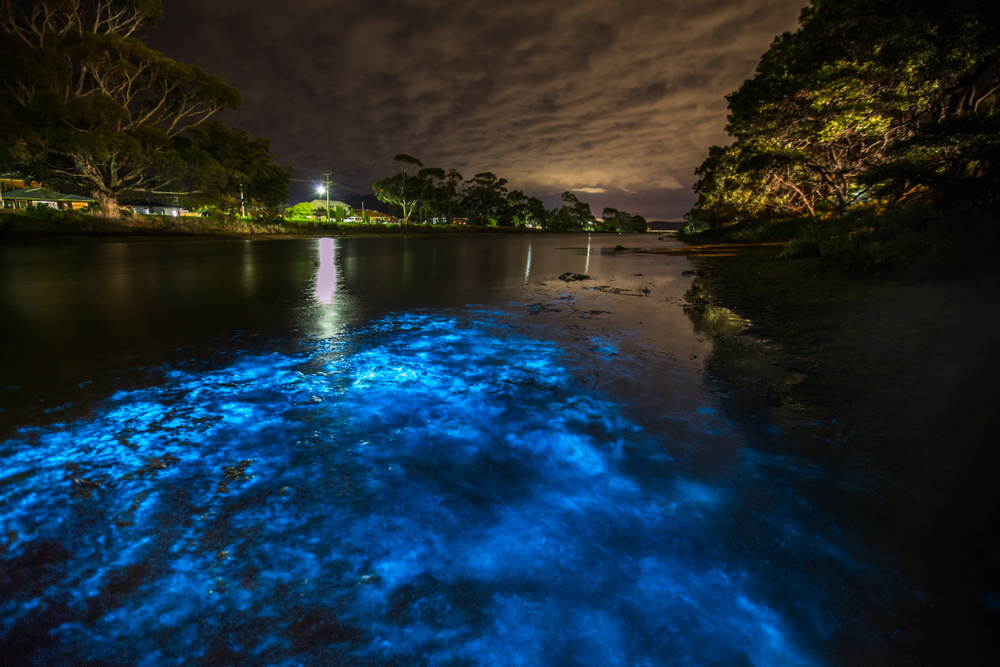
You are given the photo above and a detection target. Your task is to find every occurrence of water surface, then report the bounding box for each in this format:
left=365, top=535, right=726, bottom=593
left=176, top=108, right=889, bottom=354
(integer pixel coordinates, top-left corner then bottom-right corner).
left=0, top=235, right=939, bottom=665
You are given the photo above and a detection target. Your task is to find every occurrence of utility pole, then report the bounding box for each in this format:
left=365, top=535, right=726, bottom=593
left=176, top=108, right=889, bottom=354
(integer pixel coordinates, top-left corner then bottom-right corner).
left=323, top=173, right=331, bottom=221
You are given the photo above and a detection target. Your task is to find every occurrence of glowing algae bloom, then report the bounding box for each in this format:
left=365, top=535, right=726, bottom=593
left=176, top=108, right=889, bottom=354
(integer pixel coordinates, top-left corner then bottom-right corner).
left=0, top=311, right=820, bottom=666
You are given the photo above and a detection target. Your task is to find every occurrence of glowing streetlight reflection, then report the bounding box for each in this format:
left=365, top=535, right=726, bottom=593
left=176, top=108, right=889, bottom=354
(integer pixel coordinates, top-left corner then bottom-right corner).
left=314, top=237, right=337, bottom=305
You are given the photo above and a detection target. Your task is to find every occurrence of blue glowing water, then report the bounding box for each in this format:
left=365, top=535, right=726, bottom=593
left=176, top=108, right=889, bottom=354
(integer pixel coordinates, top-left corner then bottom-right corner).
left=12, top=236, right=966, bottom=664
left=1, top=305, right=834, bottom=666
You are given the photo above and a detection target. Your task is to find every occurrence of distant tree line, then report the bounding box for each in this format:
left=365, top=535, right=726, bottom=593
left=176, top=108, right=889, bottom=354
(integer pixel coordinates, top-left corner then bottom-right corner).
left=687, top=0, right=1000, bottom=228
left=0, top=0, right=290, bottom=218
left=373, top=155, right=648, bottom=232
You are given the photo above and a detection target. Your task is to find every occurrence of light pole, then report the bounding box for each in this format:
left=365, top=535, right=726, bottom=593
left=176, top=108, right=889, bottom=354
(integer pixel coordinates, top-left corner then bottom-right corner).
left=317, top=173, right=331, bottom=222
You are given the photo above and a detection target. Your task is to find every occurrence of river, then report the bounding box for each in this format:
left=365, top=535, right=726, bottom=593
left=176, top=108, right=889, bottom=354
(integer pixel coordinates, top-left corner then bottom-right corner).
left=0, top=234, right=959, bottom=665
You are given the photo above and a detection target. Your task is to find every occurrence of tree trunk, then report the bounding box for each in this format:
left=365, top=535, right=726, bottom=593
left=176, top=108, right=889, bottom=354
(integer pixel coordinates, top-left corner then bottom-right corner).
left=95, top=191, right=121, bottom=219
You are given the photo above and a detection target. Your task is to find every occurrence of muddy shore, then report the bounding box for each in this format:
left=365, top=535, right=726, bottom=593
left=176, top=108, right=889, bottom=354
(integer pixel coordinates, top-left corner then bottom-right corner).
left=676, top=238, right=1000, bottom=663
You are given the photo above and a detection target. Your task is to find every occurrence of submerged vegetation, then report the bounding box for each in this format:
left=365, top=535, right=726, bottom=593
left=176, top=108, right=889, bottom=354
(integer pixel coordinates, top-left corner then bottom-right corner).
left=684, top=0, right=1000, bottom=271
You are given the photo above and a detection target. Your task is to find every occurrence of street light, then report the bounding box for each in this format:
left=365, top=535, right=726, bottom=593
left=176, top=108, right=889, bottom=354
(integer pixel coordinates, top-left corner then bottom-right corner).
left=317, top=172, right=331, bottom=222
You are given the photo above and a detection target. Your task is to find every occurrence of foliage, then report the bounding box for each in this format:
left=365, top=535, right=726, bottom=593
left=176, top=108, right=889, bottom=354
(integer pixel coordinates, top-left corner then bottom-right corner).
left=373, top=154, right=425, bottom=224
left=417, top=166, right=463, bottom=224
left=601, top=207, right=648, bottom=233
left=690, top=0, right=1000, bottom=227
left=0, top=207, right=286, bottom=236
left=371, top=157, right=643, bottom=231
left=551, top=192, right=594, bottom=231
left=182, top=121, right=291, bottom=216
left=332, top=205, right=349, bottom=223
left=460, top=172, right=508, bottom=225
left=285, top=202, right=316, bottom=221
left=0, top=0, right=288, bottom=218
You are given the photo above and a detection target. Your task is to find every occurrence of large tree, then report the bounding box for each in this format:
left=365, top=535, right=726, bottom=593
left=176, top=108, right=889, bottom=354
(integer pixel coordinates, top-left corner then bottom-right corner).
left=0, top=0, right=242, bottom=217
left=417, top=166, right=463, bottom=224
left=601, top=207, right=647, bottom=233
left=549, top=191, right=594, bottom=231
left=183, top=121, right=291, bottom=216
left=690, top=0, right=1000, bottom=226
left=372, top=154, right=425, bottom=223
left=460, top=172, right=508, bottom=225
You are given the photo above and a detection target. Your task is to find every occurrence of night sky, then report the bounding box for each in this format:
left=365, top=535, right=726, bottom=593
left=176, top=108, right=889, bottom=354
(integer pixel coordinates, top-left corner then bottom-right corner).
left=146, top=0, right=805, bottom=220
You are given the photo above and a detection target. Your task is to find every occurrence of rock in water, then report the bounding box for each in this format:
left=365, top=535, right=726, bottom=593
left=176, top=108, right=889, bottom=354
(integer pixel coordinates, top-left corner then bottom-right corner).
left=559, top=273, right=590, bottom=281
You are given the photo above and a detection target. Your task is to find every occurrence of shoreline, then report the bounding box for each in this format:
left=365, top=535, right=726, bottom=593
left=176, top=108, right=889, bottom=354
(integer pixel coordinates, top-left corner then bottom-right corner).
left=0, top=223, right=576, bottom=243
left=679, top=235, right=1000, bottom=660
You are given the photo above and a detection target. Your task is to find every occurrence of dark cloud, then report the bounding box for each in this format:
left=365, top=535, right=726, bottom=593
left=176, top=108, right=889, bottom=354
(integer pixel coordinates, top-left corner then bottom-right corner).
left=146, top=0, right=805, bottom=219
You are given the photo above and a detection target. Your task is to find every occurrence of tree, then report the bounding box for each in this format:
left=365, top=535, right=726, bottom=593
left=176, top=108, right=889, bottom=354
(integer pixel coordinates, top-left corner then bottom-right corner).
left=0, top=0, right=243, bottom=217
left=183, top=121, right=291, bottom=217
left=601, top=206, right=648, bottom=233
left=286, top=202, right=316, bottom=220
left=691, top=0, right=1000, bottom=223
left=418, top=166, right=463, bottom=224
left=525, top=196, right=548, bottom=228
left=550, top=191, right=594, bottom=231
left=373, top=154, right=425, bottom=223
left=499, top=189, right=528, bottom=227
left=461, top=172, right=508, bottom=225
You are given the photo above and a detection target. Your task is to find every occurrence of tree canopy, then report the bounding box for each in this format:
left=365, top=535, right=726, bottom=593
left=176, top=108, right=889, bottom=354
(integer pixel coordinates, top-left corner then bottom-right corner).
left=0, top=0, right=288, bottom=217
left=184, top=121, right=292, bottom=216
left=688, top=0, right=1000, bottom=227
left=372, top=158, right=643, bottom=231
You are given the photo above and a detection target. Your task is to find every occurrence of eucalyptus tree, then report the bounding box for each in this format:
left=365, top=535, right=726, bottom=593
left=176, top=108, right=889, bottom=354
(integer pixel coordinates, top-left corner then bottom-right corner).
left=496, top=190, right=527, bottom=227
left=417, top=166, right=462, bottom=224
left=461, top=172, right=508, bottom=225
left=525, top=196, right=548, bottom=228
left=373, top=154, right=426, bottom=223
left=183, top=121, right=291, bottom=216
left=0, top=0, right=243, bottom=217
left=554, top=191, right=594, bottom=231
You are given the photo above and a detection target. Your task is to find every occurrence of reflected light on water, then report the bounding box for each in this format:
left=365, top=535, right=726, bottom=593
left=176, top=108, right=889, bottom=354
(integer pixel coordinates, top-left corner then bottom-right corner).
left=524, top=241, right=532, bottom=284
left=313, top=238, right=338, bottom=305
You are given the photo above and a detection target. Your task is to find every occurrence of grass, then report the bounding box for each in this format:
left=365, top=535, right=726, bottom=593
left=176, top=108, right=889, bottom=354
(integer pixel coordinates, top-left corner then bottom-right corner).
left=0, top=209, right=283, bottom=237
left=0, top=209, right=552, bottom=239
left=279, top=220, right=548, bottom=235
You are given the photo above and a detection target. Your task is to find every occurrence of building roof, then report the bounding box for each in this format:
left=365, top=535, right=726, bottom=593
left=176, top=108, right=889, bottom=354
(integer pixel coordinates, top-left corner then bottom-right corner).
left=3, top=187, right=93, bottom=202
left=307, top=199, right=353, bottom=211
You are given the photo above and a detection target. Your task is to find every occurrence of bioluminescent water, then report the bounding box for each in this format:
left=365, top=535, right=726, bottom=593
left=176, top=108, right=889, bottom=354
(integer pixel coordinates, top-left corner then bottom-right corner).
left=0, top=236, right=990, bottom=665
left=2, top=308, right=821, bottom=665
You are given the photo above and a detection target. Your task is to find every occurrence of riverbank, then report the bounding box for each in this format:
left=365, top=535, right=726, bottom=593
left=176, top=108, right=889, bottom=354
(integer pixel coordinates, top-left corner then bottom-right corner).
left=677, top=236, right=1000, bottom=662
left=0, top=210, right=556, bottom=241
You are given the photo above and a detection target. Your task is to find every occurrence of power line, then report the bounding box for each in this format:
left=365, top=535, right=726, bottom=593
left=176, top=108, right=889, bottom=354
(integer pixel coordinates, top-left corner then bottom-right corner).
left=289, top=165, right=374, bottom=194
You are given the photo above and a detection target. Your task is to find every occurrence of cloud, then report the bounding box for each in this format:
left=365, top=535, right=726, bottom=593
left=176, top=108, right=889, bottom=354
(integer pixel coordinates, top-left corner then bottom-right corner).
left=146, top=0, right=805, bottom=219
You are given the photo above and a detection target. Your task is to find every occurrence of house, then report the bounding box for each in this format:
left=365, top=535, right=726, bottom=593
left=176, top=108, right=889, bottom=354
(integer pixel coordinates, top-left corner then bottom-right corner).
left=1, top=186, right=93, bottom=211
left=0, top=172, right=35, bottom=192
left=119, top=197, right=192, bottom=217
left=307, top=199, right=353, bottom=220
left=349, top=210, right=394, bottom=222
